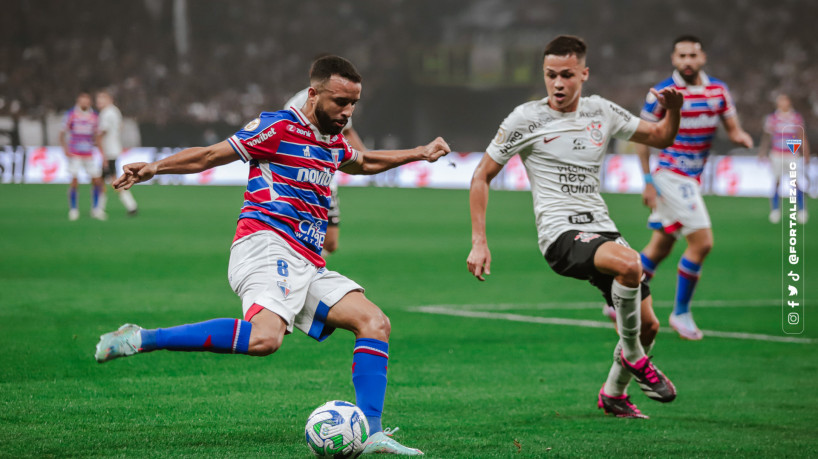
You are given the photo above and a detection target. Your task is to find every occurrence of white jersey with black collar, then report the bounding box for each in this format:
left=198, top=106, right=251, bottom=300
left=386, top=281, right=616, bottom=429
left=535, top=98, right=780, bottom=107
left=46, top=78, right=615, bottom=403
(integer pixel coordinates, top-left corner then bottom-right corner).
left=486, top=95, right=640, bottom=255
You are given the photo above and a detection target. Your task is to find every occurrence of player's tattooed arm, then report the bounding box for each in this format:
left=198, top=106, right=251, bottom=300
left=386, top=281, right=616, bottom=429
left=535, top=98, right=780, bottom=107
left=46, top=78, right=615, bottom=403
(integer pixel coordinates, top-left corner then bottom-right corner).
left=113, top=140, right=237, bottom=190
left=467, top=154, right=504, bottom=281
left=340, top=137, right=450, bottom=175
left=629, top=88, right=683, bottom=149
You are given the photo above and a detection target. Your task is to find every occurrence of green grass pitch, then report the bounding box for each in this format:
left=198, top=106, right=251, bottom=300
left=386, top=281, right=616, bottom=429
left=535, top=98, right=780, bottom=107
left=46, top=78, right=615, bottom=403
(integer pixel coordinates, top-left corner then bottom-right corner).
left=1, top=183, right=816, bottom=457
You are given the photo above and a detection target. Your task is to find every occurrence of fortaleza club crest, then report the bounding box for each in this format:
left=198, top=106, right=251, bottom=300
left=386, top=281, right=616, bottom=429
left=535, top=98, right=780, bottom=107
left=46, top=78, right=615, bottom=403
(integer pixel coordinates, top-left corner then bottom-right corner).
left=277, top=280, right=291, bottom=298
left=786, top=138, right=802, bottom=155
left=587, top=122, right=604, bottom=147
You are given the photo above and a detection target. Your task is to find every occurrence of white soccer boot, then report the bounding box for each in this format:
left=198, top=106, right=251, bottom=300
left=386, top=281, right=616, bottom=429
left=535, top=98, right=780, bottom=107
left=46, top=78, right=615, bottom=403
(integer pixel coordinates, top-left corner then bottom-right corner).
left=363, top=427, right=423, bottom=455
left=95, top=324, right=143, bottom=363
left=91, top=208, right=108, bottom=221
left=69, top=208, right=80, bottom=221
left=669, top=312, right=703, bottom=340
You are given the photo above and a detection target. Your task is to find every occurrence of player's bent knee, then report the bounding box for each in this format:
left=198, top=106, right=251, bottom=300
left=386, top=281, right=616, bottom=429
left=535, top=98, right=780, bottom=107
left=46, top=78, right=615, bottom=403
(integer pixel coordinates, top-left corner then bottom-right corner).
left=357, top=310, right=391, bottom=341
left=617, top=256, right=642, bottom=286
left=643, top=317, right=660, bottom=336
left=248, top=332, right=283, bottom=356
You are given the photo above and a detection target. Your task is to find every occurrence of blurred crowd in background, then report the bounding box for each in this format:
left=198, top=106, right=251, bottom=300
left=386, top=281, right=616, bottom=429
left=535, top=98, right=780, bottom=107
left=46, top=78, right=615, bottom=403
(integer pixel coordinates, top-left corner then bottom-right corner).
left=1, top=0, right=815, bottom=151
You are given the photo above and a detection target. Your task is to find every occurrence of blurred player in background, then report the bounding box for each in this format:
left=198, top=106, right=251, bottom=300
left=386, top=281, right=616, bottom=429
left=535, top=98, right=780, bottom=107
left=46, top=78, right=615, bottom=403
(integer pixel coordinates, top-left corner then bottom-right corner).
left=96, top=56, right=449, bottom=455
left=96, top=90, right=138, bottom=216
left=758, top=93, right=810, bottom=223
left=468, top=35, right=680, bottom=419
left=284, top=78, right=369, bottom=254
left=634, top=35, right=753, bottom=340
left=59, top=91, right=105, bottom=220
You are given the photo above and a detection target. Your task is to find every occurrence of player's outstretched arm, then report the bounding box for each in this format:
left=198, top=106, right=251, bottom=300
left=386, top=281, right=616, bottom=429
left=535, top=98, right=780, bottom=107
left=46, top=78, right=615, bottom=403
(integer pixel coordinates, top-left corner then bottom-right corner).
left=113, top=140, right=238, bottom=190
left=629, top=88, right=683, bottom=149
left=340, top=137, right=450, bottom=175
left=467, top=154, right=504, bottom=281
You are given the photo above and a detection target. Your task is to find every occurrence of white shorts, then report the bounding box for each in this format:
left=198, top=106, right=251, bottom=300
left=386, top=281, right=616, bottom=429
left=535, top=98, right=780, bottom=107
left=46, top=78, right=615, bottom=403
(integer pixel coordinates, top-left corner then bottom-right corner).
left=66, top=155, right=102, bottom=179
left=227, top=231, right=363, bottom=341
left=770, top=153, right=805, bottom=189
left=647, top=169, right=711, bottom=238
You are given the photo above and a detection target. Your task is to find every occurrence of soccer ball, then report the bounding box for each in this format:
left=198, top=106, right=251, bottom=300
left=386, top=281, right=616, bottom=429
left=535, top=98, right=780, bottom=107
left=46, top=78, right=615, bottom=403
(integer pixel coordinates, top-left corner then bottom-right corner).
left=305, top=400, right=370, bottom=458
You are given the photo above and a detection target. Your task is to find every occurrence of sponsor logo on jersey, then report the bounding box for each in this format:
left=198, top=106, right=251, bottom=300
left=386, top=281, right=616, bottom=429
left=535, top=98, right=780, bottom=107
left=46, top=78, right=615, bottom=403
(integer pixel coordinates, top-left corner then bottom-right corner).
left=287, top=124, right=312, bottom=138
left=786, top=139, right=802, bottom=155
left=244, top=118, right=261, bottom=131
left=497, top=130, right=524, bottom=155
left=528, top=116, right=556, bottom=132
left=572, top=138, right=586, bottom=150
left=297, top=220, right=325, bottom=247
left=568, top=212, right=595, bottom=224
left=579, top=108, right=603, bottom=118
left=679, top=114, right=719, bottom=129
left=296, top=168, right=333, bottom=186
left=247, top=127, right=276, bottom=147
left=543, top=136, right=559, bottom=144
left=587, top=122, right=604, bottom=147
left=556, top=164, right=599, bottom=195
left=574, top=232, right=601, bottom=243
left=608, top=103, right=632, bottom=123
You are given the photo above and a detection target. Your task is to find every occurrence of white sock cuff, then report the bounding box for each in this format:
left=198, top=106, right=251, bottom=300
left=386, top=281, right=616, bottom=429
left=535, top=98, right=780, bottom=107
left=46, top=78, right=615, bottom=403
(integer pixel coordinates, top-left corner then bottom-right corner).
left=611, top=280, right=639, bottom=299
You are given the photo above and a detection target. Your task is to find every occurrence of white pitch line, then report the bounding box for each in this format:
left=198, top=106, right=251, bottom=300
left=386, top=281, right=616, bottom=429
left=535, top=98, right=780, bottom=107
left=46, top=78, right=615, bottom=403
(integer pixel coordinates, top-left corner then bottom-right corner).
left=410, top=305, right=816, bottom=344
left=431, top=299, right=783, bottom=311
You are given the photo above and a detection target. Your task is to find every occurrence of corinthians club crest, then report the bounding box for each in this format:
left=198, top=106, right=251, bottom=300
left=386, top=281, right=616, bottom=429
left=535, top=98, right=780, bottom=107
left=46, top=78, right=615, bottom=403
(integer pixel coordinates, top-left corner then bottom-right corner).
left=587, top=122, right=604, bottom=147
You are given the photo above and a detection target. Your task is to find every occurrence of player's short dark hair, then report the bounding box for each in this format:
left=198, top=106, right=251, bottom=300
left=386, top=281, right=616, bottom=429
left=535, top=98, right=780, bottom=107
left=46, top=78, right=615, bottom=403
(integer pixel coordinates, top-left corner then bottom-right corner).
left=673, top=35, right=704, bottom=51
left=309, top=55, right=362, bottom=87
left=543, top=35, right=587, bottom=61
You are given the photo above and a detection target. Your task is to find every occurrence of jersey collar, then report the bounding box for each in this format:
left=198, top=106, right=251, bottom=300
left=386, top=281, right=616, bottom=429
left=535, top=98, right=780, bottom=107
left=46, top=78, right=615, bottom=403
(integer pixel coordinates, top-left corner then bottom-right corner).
left=541, top=96, right=581, bottom=118
left=671, top=69, right=710, bottom=90
left=288, top=105, right=335, bottom=143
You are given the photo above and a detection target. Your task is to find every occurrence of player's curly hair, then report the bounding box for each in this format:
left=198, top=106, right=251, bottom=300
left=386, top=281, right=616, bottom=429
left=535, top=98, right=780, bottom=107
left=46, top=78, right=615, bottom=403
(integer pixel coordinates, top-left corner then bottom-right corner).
left=673, top=35, right=704, bottom=51
left=309, top=55, right=362, bottom=87
left=543, top=35, right=587, bottom=60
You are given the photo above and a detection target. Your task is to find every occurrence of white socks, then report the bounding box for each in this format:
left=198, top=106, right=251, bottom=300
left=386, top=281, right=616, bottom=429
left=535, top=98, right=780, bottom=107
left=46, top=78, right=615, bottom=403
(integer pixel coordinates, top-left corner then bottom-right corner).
left=604, top=341, right=654, bottom=397
left=119, top=189, right=138, bottom=212
left=611, top=280, right=645, bottom=364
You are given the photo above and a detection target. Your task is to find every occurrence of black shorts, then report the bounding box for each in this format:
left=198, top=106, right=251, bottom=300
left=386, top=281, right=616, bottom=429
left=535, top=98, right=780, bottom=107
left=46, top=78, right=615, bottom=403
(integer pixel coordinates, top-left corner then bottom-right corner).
left=102, top=159, right=117, bottom=180
left=544, top=230, right=650, bottom=307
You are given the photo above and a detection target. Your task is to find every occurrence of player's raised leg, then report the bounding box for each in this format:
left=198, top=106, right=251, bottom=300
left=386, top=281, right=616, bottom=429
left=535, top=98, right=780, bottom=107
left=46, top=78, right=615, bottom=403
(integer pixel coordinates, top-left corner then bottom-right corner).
left=325, top=291, right=422, bottom=456
left=594, top=242, right=675, bottom=403
left=600, top=293, right=662, bottom=417
left=94, top=313, right=285, bottom=362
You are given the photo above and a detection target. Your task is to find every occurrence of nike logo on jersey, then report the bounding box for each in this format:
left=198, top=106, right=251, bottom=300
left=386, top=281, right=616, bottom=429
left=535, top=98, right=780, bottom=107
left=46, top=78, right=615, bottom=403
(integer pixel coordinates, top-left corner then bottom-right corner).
left=544, top=136, right=559, bottom=143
